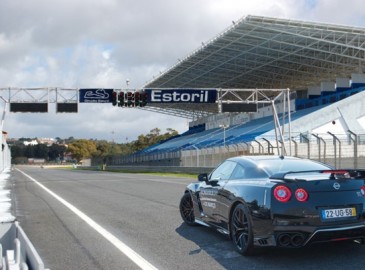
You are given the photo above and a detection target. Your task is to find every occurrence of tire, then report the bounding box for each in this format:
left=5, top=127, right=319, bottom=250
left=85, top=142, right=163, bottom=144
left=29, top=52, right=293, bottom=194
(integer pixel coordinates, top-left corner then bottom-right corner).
left=179, top=192, right=197, bottom=226
left=230, top=203, right=255, bottom=255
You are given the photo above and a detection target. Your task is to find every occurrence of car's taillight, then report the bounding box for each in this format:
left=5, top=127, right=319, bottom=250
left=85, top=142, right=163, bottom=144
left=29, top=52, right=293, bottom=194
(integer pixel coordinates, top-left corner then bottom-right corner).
left=360, top=186, right=365, bottom=197
left=295, top=188, right=309, bottom=202
left=274, top=185, right=291, bottom=202
left=322, top=170, right=350, bottom=179
left=322, top=170, right=349, bottom=174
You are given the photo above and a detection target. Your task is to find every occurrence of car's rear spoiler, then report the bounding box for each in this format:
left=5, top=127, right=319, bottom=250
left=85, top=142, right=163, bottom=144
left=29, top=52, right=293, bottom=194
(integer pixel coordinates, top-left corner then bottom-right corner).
left=270, top=169, right=365, bottom=182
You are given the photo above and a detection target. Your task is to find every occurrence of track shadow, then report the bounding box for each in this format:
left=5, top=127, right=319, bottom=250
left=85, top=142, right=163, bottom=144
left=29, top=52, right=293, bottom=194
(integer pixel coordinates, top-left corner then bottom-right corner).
left=176, top=223, right=365, bottom=270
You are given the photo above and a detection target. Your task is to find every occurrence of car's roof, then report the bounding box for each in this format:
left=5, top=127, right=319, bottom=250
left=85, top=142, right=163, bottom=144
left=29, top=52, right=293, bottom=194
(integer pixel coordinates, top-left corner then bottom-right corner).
left=225, top=155, right=332, bottom=176
left=228, top=155, right=299, bottom=162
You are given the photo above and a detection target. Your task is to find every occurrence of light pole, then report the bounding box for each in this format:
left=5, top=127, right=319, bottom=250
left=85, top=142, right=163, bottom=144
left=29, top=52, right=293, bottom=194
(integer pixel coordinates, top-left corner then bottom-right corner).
left=219, top=124, right=229, bottom=147
left=111, top=130, right=115, bottom=143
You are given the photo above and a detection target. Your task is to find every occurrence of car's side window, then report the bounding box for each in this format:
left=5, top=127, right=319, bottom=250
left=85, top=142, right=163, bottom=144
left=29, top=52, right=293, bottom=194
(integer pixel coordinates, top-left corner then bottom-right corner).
left=230, top=164, right=245, bottom=179
left=244, top=166, right=268, bottom=179
left=229, top=163, right=268, bottom=180
left=210, top=160, right=236, bottom=181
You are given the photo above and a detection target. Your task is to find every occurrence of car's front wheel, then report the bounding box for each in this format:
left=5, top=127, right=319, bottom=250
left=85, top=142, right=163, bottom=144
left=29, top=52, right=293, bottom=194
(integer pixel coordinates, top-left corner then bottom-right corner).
left=230, top=203, right=254, bottom=255
left=179, top=192, right=196, bottom=226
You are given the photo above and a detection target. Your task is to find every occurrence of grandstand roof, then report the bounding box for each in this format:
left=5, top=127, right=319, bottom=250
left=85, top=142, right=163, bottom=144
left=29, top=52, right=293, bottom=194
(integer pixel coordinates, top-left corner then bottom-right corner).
left=143, top=15, right=365, bottom=119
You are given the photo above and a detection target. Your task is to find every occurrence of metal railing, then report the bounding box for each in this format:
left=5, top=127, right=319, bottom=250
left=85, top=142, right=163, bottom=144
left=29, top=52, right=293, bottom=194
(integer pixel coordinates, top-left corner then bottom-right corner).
left=0, top=135, right=48, bottom=269
left=104, top=131, right=365, bottom=170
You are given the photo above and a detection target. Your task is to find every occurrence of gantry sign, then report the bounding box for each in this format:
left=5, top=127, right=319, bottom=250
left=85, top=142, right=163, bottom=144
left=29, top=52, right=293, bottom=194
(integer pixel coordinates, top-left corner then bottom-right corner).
left=0, top=87, right=290, bottom=114
left=111, top=88, right=290, bottom=115
left=0, top=87, right=286, bottom=111
left=0, top=87, right=292, bottom=154
left=111, top=89, right=217, bottom=108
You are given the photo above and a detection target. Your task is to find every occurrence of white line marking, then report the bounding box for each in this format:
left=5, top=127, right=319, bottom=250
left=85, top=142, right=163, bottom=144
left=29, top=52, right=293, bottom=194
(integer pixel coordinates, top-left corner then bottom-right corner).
left=16, top=169, right=158, bottom=270
left=103, top=175, right=189, bottom=186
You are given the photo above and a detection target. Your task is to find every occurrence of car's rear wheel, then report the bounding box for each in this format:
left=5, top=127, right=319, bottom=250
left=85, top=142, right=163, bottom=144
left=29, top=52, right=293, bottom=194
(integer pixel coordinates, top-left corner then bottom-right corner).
left=179, top=192, right=196, bottom=226
left=230, top=203, right=254, bottom=255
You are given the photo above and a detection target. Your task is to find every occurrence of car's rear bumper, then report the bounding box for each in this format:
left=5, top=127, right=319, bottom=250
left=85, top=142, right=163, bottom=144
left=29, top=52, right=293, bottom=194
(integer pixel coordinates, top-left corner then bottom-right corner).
left=253, top=223, right=365, bottom=248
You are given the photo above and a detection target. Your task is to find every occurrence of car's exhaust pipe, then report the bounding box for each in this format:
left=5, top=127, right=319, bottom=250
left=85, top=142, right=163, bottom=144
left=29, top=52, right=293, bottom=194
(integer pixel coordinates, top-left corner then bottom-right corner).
left=277, top=233, right=292, bottom=247
left=277, top=233, right=306, bottom=247
left=291, top=233, right=305, bottom=247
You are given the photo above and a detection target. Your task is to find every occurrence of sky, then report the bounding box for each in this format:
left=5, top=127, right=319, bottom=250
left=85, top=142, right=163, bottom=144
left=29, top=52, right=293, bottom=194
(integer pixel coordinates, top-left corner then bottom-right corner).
left=1, top=0, right=365, bottom=143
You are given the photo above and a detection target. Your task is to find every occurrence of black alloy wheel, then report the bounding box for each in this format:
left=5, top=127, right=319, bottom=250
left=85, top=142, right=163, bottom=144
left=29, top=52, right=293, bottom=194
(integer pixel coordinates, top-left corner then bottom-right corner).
left=179, top=192, right=196, bottom=226
left=230, top=203, right=254, bottom=255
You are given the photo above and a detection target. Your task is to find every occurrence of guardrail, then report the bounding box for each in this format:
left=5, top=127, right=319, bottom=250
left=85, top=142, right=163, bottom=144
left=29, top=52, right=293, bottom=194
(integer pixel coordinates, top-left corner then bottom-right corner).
left=0, top=134, right=48, bottom=269
left=0, top=222, right=48, bottom=270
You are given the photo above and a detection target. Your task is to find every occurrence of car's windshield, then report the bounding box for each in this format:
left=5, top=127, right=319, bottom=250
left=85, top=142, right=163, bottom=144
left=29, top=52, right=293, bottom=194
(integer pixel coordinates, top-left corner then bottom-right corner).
left=256, top=159, right=331, bottom=176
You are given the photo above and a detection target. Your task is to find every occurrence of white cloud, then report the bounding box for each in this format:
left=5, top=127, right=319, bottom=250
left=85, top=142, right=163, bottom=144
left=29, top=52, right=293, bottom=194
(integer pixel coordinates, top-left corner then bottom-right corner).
left=0, top=0, right=364, bottom=141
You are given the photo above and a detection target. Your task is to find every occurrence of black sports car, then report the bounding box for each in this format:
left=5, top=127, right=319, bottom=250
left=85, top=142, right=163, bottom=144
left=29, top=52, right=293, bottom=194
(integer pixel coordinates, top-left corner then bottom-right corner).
left=179, top=155, right=365, bottom=255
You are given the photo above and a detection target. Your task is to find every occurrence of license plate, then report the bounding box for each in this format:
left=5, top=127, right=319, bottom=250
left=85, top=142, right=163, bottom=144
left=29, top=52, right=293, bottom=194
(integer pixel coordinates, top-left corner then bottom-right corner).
left=321, top=207, right=356, bottom=220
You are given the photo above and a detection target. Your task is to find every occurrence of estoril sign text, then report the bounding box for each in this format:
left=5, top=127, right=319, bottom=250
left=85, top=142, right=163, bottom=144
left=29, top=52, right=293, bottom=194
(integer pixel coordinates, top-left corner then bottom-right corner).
left=145, top=89, right=217, bottom=103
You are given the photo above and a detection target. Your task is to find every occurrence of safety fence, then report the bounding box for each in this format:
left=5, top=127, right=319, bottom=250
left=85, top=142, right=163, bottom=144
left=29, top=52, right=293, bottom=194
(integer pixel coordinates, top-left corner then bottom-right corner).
left=0, top=135, right=48, bottom=269
left=0, top=139, right=11, bottom=172
left=103, top=132, right=365, bottom=170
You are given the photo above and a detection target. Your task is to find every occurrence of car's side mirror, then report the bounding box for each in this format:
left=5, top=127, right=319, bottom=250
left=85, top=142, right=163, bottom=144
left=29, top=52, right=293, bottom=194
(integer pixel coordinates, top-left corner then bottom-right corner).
left=209, top=179, right=219, bottom=186
left=198, top=173, right=220, bottom=186
left=198, top=173, right=208, bottom=183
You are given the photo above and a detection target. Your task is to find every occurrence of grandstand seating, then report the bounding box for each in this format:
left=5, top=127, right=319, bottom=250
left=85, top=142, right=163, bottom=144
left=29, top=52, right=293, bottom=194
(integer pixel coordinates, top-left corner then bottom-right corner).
left=181, top=124, right=206, bottom=136
left=139, top=105, right=328, bottom=155
left=136, top=84, right=365, bottom=157
left=295, top=84, right=365, bottom=110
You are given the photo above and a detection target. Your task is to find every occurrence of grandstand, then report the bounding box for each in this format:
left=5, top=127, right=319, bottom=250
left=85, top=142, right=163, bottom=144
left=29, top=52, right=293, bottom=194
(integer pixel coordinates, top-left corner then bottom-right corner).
left=111, top=15, right=365, bottom=169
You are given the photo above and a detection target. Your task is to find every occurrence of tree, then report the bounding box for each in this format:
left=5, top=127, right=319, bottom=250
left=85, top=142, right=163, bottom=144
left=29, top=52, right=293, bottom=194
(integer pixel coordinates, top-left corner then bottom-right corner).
left=163, top=128, right=178, bottom=140
left=48, top=144, right=67, bottom=162
left=119, top=142, right=134, bottom=155
left=68, top=139, right=97, bottom=163
left=92, top=140, right=122, bottom=165
left=24, top=145, right=35, bottom=158
left=34, top=144, right=49, bottom=159
left=10, top=144, right=25, bottom=158
left=131, top=128, right=179, bottom=152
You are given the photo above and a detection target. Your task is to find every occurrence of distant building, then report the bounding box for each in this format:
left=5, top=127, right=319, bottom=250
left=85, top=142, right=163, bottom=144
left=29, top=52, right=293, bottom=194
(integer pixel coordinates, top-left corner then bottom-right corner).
left=23, top=140, right=38, bottom=146
left=37, top=138, right=55, bottom=146
left=63, top=152, right=74, bottom=162
left=28, top=158, right=46, bottom=164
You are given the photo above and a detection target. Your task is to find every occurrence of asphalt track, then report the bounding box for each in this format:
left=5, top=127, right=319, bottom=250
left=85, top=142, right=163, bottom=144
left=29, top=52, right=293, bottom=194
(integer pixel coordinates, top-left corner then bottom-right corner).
left=11, top=166, right=365, bottom=270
